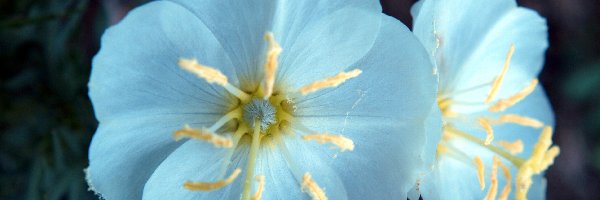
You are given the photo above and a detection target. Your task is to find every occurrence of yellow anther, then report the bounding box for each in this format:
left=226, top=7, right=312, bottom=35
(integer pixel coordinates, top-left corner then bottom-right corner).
left=262, top=32, right=282, bottom=99
left=178, top=58, right=228, bottom=86
left=489, top=79, right=538, bottom=112
left=497, top=158, right=512, bottom=200
left=299, top=69, right=362, bottom=95
left=301, top=172, right=328, bottom=200
left=474, top=156, right=485, bottom=190
left=303, top=133, right=355, bottom=152
left=516, top=126, right=560, bottom=200
left=486, top=44, right=515, bottom=103
left=540, top=146, right=560, bottom=171
left=183, top=168, right=241, bottom=191
left=484, top=156, right=499, bottom=200
left=251, top=175, right=266, bottom=200
left=173, top=125, right=233, bottom=148
left=479, top=118, right=494, bottom=145
left=497, top=139, right=524, bottom=155
left=498, top=114, right=544, bottom=128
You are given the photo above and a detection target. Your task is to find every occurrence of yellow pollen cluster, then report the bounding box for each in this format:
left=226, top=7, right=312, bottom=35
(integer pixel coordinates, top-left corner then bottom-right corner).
left=497, top=139, right=524, bottom=155
left=173, top=125, right=233, bottom=148
left=486, top=45, right=515, bottom=103
left=179, top=59, right=228, bottom=86
left=498, top=114, right=543, bottom=128
left=474, top=156, right=485, bottom=190
left=489, top=79, right=538, bottom=112
left=262, top=33, right=282, bottom=99
left=299, top=69, right=362, bottom=95
left=252, top=175, right=266, bottom=200
left=303, top=133, right=355, bottom=152
left=301, top=172, right=328, bottom=200
left=184, top=168, right=242, bottom=191
left=516, top=126, right=560, bottom=200
left=484, top=157, right=499, bottom=200
left=479, top=118, right=494, bottom=145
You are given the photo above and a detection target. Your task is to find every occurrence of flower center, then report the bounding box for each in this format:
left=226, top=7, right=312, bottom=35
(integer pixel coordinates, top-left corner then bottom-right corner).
left=243, top=98, right=278, bottom=131
left=170, top=32, right=362, bottom=200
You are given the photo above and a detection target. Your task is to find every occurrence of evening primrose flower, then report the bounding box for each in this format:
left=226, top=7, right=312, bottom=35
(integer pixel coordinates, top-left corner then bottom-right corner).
left=86, top=0, right=438, bottom=199
left=410, top=0, right=559, bottom=199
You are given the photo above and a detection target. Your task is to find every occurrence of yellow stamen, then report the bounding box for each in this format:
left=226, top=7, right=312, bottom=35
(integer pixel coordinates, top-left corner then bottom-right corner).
left=498, top=114, right=544, bottom=128
left=486, top=44, right=515, bottom=103
left=303, top=133, right=355, bottom=152
left=251, top=175, right=265, bottom=200
left=516, top=126, right=560, bottom=200
left=301, top=172, right=328, bottom=200
left=497, top=158, right=512, bottom=200
left=479, top=118, right=494, bottom=145
left=299, top=69, right=362, bottom=95
left=179, top=58, right=250, bottom=102
left=474, top=156, right=485, bottom=190
left=179, top=58, right=228, bottom=86
left=489, top=79, right=538, bottom=112
left=173, top=125, right=233, bottom=148
left=183, top=168, right=241, bottom=191
left=497, top=139, right=524, bottom=155
left=484, top=156, right=499, bottom=200
left=262, top=32, right=282, bottom=99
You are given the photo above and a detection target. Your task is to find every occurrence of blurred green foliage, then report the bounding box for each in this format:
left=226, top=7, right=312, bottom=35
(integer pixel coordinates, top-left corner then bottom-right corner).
left=1, top=0, right=99, bottom=199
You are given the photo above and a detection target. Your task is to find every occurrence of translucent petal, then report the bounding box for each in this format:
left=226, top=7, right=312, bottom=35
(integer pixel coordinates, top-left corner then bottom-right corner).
left=142, top=140, right=245, bottom=200
left=89, top=1, right=236, bottom=122
left=293, top=16, right=438, bottom=199
left=166, top=0, right=382, bottom=90
left=413, top=0, right=548, bottom=113
left=87, top=114, right=215, bottom=200
left=274, top=7, right=382, bottom=89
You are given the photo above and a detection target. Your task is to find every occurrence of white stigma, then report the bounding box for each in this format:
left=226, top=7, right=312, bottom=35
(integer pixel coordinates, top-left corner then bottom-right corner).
left=243, top=99, right=277, bottom=131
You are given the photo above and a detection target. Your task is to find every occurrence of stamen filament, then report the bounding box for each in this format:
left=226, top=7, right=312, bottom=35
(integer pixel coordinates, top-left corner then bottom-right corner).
left=486, top=44, right=515, bottom=103
left=301, top=172, right=328, bottom=200
left=498, top=114, right=544, bottom=128
left=444, top=126, right=525, bottom=166
left=303, top=133, right=355, bottom=152
left=489, top=79, right=538, bottom=112
left=242, top=119, right=263, bottom=200
left=220, top=126, right=248, bottom=179
left=251, top=175, right=266, bottom=200
left=299, top=69, right=362, bottom=95
left=209, top=107, right=242, bottom=132
left=474, top=156, right=485, bottom=190
left=183, top=168, right=241, bottom=191
left=173, top=125, right=233, bottom=148
left=179, top=58, right=251, bottom=102
left=262, top=32, right=282, bottom=99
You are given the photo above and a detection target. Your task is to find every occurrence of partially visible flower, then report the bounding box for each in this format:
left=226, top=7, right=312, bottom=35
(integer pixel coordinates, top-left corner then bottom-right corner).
left=86, top=0, right=439, bottom=199
left=410, top=0, right=559, bottom=199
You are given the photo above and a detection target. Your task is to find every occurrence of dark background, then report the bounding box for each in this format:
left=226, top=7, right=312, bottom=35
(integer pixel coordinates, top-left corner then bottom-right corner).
left=0, top=0, right=598, bottom=199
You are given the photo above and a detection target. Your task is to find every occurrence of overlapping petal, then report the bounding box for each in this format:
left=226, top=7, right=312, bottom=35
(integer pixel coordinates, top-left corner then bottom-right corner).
left=413, top=0, right=548, bottom=113
left=293, top=16, right=438, bottom=199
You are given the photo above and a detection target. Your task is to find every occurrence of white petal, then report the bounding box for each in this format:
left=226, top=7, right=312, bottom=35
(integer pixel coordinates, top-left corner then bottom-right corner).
left=293, top=15, right=438, bottom=199
left=90, top=1, right=236, bottom=122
